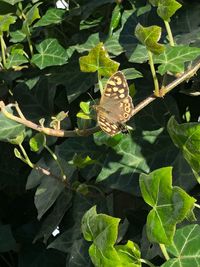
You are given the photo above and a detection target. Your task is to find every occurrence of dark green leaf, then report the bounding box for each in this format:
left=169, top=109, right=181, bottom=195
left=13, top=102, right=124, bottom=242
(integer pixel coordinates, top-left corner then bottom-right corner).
left=167, top=117, right=200, bottom=180
left=0, top=106, right=25, bottom=142
left=0, top=224, right=17, bottom=252
left=154, top=45, right=200, bottom=75
left=31, top=39, right=68, bottom=69
left=35, top=176, right=64, bottom=220
left=34, top=8, right=65, bottom=27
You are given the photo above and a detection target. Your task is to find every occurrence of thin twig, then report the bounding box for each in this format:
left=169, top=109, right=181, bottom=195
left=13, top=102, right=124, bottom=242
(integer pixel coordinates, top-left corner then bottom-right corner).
left=1, top=59, right=200, bottom=137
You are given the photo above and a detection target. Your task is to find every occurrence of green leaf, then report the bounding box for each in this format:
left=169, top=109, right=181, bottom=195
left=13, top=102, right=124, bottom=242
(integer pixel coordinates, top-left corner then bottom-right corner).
left=81, top=206, right=141, bottom=267
left=0, top=0, right=21, bottom=5
left=0, top=107, right=25, bottom=142
left=154, top=45, right=200, bottom=75
left=167, top=117, right=200, bottom=180
left=157, top=0, right=182, bottom=22
left=29, top=133, right=45, bottom=152
left=9, top=131, right=25, bottom=145
left=33, top=191, right=72, bottom=243
left=34, top=8, right=65, bottom=27
left=25, top=3, right=41, bottom=26
left=139, top=167, right=196, bottom=245
left=79, top=42, right=119, bottom=77
left=109, top=4, right=122, bottom=36
left=135, top=23, right=165, bottom=55
left=72, top=154, right=97, bottom=169
left=31, top=39, right=68, bottom=69
left=10, top=29, right=26, bottom=42
left=129, top=44, right=148, bottom=63
left=35, top=176, right=65, bottom=220
left=0, top=14, right=16, bottom=35
left=5, top=50, right=28, bottom=69
left=122, top=68, right=143, bottom=80
left=0, top=225, right=17, bottom=252
left=162, top=224, right=200, bottom=267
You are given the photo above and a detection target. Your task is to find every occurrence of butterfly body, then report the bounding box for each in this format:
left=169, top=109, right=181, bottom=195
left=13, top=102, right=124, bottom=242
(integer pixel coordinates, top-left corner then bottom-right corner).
left=96, top=71, right=134, bottom=136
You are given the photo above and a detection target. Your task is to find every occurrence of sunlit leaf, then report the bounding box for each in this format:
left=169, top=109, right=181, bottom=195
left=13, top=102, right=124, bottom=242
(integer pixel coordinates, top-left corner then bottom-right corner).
left=135, top=23, right=165, bottom=54
left=140, top=167, right=196, bottom=245
left=162, top=224, right=200, bottom=267
left=79, top=42, right=119, bottom=77
left=81, top=206, right=141, bottom=267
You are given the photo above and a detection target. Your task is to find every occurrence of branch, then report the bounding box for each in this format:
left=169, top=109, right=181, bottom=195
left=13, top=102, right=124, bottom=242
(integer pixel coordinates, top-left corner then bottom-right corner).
left=1, top=59, right=200, bottom=137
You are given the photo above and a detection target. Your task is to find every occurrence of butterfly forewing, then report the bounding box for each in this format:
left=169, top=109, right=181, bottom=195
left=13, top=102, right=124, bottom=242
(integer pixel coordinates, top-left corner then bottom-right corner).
left=97, top=71, right=134, bottom=136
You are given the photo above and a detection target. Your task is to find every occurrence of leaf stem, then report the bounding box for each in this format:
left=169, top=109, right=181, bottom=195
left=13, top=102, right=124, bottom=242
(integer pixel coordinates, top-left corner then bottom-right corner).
left=19, top=143, right=34, bottom=168
left=164, top=21, right=175, bottom=46
left=98, top=71, right=104, bottom=94
left=194, top=203, right=200, bottom=209
left=44, top=144, right=67, bottom=181
left=147, top=50, right=160, bottom=96
left=1, top=59, right=200, bottom=137
left=0, top=35, right=7, bottom=67
left=140, top=258, right=156, bottom=267
left=159, top=243, right=170, bottom=260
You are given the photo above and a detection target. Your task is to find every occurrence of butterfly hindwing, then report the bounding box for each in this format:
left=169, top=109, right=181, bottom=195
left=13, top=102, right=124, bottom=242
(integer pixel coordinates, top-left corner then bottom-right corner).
left=96, top=71, right=134, bottom=136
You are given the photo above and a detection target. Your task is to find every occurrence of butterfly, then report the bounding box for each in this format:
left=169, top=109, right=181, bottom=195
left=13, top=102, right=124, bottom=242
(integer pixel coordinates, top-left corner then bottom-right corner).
left=95, top=71, right=134, bottom=136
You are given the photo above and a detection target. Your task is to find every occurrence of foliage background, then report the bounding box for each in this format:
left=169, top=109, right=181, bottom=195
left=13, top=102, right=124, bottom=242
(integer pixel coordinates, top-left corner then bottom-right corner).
left=0, top=0, right=200, bottom=266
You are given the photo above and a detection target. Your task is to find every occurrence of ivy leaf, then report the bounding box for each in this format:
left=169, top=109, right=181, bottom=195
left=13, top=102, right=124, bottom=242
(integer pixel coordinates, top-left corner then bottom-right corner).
left=81, top=206, right=141, bottom=267
left=135, top=23, right=165, bottom=55
left=35, top=176, right=64, bottom=220
left=25, top=3, right=41, bottom=26
left=29, top=133, right=45, bottom=152
left=154, top=45, right=200, bottom=75
left=0, top=0, right=21, bottom=4
left=0, top=225, right=17, bottom=252
left=5, top=53, right=28, bottom=69
left=0, top=14, right=16, bottom=35
left=79, top=42, right=119, bottom=77
left=31, top=38, right=68, bottom=69
left=162, top=224, right=200, bottom=267
left=34, top=8, right=65, bottom=27
left=129, top=44, right=148, bottom=63
left=167, top=117, right=200, bottom=180
left=157, top=0, right=182, bottom=22
left=0, top=106, right=25, bottom=142
left=10, top=29, right=26, bottom=42
left=139, top=167, right=196, bottom=245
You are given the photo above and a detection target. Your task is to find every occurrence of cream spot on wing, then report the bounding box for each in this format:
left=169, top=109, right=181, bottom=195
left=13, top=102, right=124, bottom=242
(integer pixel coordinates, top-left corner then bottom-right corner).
left=115, top=77, right=122, bottom=85
left=111, top=124, right=118, bottom=130
left=105, top=93, right=111, bottom=96
left=113, top=87, right=118, bottom=92
left=119, top=89, right=125, bottom=94
left=124, top=113, right=129, bottom=119
left=123, top=98, right=129, bottom=104
left=125, top=103, right=130, bottom=107
left=106, top=87, right=112, bottom=92
left=107, top=81, right=115, bottom=86
left=125, top=107, right=131, bottom=113
left=114, top=96, right=119, bottom=99
left=119, top=94, right=125, bottom=98
left=120, top=102, right=123, bottom=108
